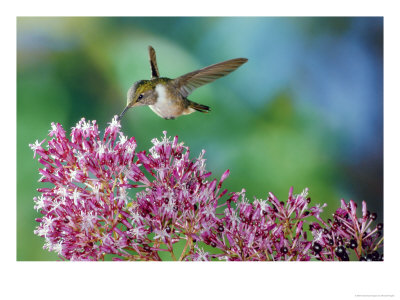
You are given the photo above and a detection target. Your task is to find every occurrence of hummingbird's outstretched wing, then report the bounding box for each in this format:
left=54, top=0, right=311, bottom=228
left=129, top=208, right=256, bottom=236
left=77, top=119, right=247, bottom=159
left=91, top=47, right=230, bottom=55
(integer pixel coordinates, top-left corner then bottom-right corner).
left=149, top=46, right=160, bottom=79
left=173, top=58, right=248, bottom=98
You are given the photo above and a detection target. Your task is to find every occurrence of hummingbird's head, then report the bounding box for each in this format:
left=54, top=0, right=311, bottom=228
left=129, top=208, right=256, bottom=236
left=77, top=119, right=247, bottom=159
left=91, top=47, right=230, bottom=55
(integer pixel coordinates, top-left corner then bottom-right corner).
left=118, top=80, right=157, bottom=120
left=127, top=80, right=157, bottom=107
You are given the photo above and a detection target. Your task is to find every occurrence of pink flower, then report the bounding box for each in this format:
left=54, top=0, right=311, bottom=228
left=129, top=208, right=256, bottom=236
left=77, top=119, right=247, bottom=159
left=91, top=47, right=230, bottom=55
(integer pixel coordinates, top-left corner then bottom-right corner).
left=31, top=117, right=383, bottom=261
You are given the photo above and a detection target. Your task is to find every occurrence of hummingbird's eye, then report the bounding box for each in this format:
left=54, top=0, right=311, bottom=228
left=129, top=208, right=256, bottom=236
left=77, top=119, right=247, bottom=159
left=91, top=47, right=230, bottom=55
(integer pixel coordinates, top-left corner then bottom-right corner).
left=138, top=94, right=144, bottom=101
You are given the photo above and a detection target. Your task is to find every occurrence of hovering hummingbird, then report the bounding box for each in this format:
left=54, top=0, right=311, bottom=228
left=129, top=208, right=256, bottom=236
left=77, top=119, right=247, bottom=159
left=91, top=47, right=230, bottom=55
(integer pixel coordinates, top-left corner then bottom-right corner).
left=118, top=46, right=248, bottom=120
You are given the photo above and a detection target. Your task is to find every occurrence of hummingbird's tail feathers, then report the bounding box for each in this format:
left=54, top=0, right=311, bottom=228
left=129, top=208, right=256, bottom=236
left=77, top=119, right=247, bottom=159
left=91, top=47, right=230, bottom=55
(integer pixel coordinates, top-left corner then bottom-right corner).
left=188, top=101, right=211, bottom=113
left=148, top=46, right=160, bottom=79
left=174, top=57, right=248, bottom=98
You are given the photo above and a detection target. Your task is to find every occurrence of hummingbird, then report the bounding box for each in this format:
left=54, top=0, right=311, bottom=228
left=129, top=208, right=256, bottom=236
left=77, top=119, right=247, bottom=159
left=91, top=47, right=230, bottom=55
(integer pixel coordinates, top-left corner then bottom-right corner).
left=118, top=46, right=248, bottom=120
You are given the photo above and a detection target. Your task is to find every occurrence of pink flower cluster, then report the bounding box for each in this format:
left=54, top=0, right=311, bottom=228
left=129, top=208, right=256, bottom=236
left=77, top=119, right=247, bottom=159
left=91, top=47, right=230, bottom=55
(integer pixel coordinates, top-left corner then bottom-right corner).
left=30, top=117, right=383, bottom=261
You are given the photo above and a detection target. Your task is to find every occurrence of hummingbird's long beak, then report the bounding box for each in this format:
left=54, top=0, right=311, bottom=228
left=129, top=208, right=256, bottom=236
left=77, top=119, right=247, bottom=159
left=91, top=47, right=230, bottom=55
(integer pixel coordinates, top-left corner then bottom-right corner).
left=118, top=106, right=130, bottom=121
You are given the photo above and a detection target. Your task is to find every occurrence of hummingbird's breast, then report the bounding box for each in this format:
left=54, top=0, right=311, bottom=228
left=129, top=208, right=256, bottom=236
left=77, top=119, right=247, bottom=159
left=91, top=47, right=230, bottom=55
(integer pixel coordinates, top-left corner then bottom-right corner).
left=149, top=84, right=194, bottom=119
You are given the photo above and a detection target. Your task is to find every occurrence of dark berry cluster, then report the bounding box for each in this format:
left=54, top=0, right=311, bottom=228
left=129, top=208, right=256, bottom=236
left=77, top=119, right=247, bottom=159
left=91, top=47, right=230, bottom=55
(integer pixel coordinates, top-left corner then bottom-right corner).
left=309, top=200, right=383, bottom=261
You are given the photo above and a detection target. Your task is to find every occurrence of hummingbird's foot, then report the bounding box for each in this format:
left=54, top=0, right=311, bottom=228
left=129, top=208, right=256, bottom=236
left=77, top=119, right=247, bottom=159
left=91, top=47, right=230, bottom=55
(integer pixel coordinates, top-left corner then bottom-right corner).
left=164, top=117, right=175, bottom=120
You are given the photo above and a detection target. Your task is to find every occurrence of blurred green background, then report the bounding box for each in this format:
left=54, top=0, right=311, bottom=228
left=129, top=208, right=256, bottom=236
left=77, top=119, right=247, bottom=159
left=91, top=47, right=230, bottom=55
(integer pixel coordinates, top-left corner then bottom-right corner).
left=17, top=17, right=383, bottom=260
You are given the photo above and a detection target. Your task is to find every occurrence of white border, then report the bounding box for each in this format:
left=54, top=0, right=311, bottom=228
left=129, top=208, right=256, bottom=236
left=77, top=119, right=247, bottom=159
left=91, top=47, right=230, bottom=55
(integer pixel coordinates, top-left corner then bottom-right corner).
left=4, top=1, right=399, bottom=299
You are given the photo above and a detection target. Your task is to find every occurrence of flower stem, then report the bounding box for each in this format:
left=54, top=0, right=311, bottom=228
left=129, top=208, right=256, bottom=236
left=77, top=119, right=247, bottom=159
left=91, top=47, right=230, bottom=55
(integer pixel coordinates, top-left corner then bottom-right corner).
left=179, top=237, right=191, bottom=261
